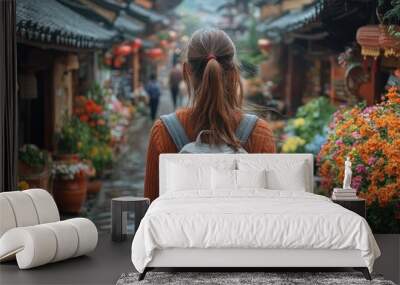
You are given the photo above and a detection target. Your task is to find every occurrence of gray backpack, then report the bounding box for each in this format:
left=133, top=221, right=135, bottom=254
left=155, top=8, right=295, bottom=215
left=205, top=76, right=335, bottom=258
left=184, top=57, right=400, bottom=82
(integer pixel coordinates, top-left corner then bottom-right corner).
left=160, top=113, right=258, bottom=153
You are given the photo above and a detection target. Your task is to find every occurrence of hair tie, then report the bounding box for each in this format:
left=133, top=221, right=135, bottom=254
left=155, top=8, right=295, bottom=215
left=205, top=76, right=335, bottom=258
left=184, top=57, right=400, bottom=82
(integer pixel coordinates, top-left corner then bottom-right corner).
left=207, top=54, right=216, bottom=62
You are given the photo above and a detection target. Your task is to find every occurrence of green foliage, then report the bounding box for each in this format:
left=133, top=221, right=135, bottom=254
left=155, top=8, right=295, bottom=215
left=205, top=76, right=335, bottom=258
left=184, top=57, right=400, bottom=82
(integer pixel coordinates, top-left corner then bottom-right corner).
left=289, top=97, right=336, bottom=142
left=86, top=83, right=107, bottom=106
left=18, top=144, right=46, bottom=167
left=80, top=137, right=113, bottom=175
left=56, top=116, right=92, bottom=155
left=282, top=97, right=336, bottom=154
left=378, top=0, right=400, bottom=38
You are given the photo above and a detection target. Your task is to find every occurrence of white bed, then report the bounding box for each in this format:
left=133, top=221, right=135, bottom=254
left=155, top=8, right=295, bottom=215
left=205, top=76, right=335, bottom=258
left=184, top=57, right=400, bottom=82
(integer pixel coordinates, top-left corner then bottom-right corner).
left=131, top=154, right=380, bottom=280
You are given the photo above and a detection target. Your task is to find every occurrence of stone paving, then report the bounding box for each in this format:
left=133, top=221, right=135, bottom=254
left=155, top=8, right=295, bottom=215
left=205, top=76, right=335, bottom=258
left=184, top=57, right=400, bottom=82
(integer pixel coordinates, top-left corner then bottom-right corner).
left=85, top=84, right=174, bottom=233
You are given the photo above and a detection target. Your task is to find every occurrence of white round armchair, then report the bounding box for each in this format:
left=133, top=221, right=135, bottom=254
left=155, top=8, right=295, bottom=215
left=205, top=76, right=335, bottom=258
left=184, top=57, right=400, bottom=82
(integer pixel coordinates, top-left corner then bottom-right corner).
left=0, top=189, right=98, bottom=269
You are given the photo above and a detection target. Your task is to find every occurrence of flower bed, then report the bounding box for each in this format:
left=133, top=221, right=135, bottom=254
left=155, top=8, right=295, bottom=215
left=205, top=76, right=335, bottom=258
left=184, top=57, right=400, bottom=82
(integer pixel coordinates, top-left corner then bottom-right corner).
left=318, top=87, right=400, bottom=233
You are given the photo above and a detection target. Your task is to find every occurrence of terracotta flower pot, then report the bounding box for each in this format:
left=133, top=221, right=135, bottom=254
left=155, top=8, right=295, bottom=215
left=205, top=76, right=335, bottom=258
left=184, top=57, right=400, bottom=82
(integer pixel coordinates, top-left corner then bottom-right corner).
left=53, top=175, right=87, bottom=214
left=87, top=179, right=102, bottom=194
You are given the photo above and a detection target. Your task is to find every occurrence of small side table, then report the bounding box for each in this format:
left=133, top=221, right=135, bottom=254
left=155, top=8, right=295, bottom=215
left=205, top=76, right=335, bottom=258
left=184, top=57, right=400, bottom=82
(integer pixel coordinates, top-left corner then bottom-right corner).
left=111, top=197, right=150, bottom=242
left=332, top=197, right=366, bottom=219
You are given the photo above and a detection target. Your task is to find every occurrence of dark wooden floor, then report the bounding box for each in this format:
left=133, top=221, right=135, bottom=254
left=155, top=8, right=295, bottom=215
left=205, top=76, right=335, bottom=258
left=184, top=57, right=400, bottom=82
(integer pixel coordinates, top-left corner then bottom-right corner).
left=0, top=234, right=134, bottom=285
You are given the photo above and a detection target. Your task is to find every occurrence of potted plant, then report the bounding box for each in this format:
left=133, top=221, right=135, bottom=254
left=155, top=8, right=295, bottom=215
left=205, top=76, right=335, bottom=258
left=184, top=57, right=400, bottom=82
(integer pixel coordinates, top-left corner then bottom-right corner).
left=54, top=116, right=91, bottom=161
left=318, top=87, right=400, bottom=283
left=52, top=161, right=90, bottom=214
left=82, top=139, right=112, bottom=194
left=378, top=0, right=400, bottom=56
left=18, top=144, right=52, bottom=192
left=53, top=116, right=92, bottom=213
left=74, top=86, right=113, bottom=194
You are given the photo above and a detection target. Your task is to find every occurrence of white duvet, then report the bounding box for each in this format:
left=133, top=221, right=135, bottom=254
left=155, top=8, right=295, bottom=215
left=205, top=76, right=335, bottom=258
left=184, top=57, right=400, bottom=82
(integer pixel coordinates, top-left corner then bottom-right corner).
left=131, top=190, right=380, bottom=273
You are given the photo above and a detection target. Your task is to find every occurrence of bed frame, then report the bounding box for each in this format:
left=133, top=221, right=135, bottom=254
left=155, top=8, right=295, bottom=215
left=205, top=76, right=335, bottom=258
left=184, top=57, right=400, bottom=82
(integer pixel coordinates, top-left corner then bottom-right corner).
left=139, top=248, right=370, bottom=280
left=139, top=154, right=371, bottom=281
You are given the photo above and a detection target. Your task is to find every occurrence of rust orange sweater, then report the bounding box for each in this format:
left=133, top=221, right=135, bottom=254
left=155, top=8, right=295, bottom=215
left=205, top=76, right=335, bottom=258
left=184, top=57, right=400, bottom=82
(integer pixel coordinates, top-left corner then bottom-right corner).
left=144, top=108, right=276, bottom=201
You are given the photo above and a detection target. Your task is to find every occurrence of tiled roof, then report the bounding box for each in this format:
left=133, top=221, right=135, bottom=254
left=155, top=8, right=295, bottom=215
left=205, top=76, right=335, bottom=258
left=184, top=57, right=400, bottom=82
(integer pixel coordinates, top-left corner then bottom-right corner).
left=16, top=0, right=118, bottom=49
left=114, top=12, right=146, bottom=37
left=257, top=2, right=322, bottom=35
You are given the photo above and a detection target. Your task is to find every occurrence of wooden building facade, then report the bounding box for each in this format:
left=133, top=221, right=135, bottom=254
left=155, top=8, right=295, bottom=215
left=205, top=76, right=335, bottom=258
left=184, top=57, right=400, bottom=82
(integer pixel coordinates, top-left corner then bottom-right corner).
left=256, top=0, right=397, bottom=115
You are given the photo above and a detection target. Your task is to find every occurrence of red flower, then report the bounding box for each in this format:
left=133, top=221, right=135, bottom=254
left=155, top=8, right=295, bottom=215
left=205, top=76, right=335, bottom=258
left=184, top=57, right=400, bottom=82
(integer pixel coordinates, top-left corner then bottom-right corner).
left=85, top=100, right=96, bottom=113
left=94, top=104, right=103, bottom=114
left=79, top=115, right=89, bottom=122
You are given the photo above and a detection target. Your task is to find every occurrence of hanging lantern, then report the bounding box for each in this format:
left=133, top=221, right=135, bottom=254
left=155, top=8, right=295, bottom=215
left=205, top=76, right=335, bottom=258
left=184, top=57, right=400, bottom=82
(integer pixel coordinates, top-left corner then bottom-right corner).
left=114, top=44, right=132, bottom=56
left=356, top=25, right=381, bottom=58
left=145, top=48, right=163, bottom=60
left=131, top=38, right=142, bottom=53
left=258, top=38, right=272, bottom=52
left=378, top=25, right=400, bottom=57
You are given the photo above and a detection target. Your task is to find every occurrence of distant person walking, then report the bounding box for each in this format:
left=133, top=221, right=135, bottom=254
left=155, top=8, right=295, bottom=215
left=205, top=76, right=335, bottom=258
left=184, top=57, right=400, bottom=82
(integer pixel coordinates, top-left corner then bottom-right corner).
left=169, top=63, right=183, bottom=109
left=145, top=73, right=161, bottom=121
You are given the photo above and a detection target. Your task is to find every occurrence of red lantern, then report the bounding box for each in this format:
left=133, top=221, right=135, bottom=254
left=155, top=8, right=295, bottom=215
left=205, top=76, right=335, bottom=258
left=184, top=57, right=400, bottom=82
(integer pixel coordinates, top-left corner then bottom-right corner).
left=258, top=38, right=271, bottom=52
left=356, top=25, right=380, bottom=58
left=145, top=48, right=163, bottom=59
left=131, top=38, right=142, bottom=53
left=114, top=44, right=132, bottom=56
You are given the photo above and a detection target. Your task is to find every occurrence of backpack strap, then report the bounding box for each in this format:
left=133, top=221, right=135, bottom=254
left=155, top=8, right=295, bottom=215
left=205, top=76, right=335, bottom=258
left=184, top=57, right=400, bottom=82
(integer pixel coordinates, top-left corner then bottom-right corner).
left=160, top=113, right=190, bottom=151
left=235, top=114, right=258, bottom=145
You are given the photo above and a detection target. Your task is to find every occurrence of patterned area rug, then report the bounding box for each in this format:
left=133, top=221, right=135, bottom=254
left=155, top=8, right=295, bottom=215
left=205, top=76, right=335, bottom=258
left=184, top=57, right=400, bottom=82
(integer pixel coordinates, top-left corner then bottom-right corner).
left=116, top=272, right=395, bottom=285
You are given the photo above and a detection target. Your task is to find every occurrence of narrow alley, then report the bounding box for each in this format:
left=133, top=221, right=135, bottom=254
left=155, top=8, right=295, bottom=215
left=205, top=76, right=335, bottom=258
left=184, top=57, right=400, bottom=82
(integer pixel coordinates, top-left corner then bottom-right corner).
left=87, top=81, right=175, bottom=233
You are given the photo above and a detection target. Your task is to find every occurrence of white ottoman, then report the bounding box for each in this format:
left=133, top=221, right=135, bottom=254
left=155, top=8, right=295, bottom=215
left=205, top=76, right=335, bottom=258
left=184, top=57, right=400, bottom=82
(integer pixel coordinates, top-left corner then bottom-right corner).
left=0, top=189, right=98, bottom=269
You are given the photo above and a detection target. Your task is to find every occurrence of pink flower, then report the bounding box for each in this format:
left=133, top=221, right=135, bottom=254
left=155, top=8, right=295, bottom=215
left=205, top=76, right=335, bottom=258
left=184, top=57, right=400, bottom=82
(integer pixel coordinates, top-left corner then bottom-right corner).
left=368, top=157, right=377, bottom=166
left=351, top=176, right=363, bottom=190
left=352, top=132, right=361, bottom=139
left=335, top=139, right=344, bottom=146
left=355, top=164, right=366, bottom=174
left=362, top=106, right=376, bottom=115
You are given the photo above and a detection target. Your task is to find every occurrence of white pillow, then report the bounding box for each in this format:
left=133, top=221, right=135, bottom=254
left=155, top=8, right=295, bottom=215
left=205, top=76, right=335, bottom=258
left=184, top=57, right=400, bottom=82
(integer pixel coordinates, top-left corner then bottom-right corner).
left=167, top=162, right=212, bottom=191
left=265, top=162, right=307, bottom=191
left=212, top=168, right=236, bottom=190
left=211, top=168, right=267, bottom=190
left=237, top=169, right=267, bottom=189
left=237, top=159, right=309, bottom=191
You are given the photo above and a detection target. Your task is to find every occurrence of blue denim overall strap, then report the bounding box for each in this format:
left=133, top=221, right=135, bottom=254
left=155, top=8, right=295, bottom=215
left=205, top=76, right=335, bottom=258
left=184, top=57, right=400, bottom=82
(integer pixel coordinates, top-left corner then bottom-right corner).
left=235, top=114, right=258, bottom=145
left=160, top=113, right=190, bottom=151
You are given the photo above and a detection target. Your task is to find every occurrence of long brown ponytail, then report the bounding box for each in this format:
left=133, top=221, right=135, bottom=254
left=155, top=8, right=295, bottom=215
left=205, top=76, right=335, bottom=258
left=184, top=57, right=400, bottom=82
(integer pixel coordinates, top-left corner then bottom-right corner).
left=183, top=28, right=243, bottom=149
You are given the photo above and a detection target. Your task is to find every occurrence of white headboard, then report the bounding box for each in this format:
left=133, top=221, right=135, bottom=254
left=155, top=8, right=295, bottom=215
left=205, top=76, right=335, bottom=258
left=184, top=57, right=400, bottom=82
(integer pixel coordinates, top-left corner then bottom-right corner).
left=159, top=154, right=314, bottom=195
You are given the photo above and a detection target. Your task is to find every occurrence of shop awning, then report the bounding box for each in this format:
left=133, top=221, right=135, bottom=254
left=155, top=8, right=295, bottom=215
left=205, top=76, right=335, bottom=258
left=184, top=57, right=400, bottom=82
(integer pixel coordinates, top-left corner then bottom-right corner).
left=16, top=0, right=118, bottom=49
left=257, top=2, right=322, bottom=35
